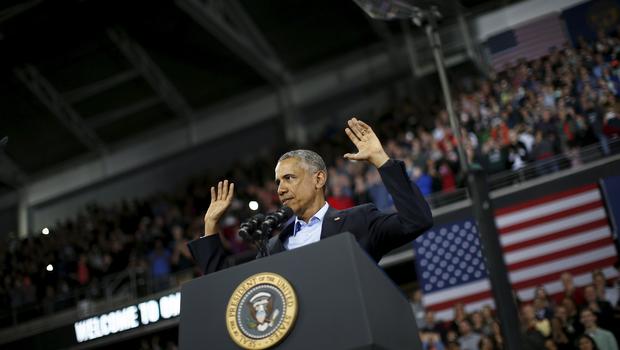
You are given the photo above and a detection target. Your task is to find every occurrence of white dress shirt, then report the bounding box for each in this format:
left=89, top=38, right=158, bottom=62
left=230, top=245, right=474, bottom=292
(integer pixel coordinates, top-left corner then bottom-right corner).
left=284, top=202, right=329, bottom=250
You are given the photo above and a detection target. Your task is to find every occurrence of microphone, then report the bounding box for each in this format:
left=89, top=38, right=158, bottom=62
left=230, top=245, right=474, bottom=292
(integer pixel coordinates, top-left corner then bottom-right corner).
left=261, top=206, right=294, bottom=233
left=239, top=213, right=265, bottom=242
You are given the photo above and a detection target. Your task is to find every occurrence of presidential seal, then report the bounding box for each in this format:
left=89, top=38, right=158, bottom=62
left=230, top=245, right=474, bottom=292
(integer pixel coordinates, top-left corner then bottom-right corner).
left=226, top=272, right=298, bottom=349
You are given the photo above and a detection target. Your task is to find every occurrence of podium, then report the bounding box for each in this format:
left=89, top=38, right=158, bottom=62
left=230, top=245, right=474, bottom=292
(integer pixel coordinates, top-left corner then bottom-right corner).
left=179, top=233, right=422, bottom=349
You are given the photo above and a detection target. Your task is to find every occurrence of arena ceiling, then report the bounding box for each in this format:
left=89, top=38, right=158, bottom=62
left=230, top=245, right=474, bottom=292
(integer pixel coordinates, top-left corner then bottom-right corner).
left=0, top=0, right=513, bottom=194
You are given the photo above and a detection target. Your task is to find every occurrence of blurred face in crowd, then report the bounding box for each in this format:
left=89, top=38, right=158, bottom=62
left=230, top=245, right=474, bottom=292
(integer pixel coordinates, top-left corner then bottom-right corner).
left=482, top=305, right=493, bottom=320
left=458, top=320, right=472, bottom=335
left=521, top=304, right=536, bottom=323
left=545, top=339, right=558, bottom=350
left=535, top=285, right=548, bottom=300
left=424, top=311, right=435, bottom=326
left=480, top=336, right=494, bottom=350
left=454, top=302, right=466, bottom=321
left=472, top=312, right=483, bottom=328
left=584, top=285, right=597, bottom=303
left=275, top=157, right=326, bottom=220
left=561, top=272, right=574, bottom=290
left=555, top=305, right=567, bottom=322
left=562, top=298, right=577, bottom=316
left=592, top=271, right=606, bottom=289
left=578, top=336, right=596, bottom=350
left=580, top=309, right=597, bottom=329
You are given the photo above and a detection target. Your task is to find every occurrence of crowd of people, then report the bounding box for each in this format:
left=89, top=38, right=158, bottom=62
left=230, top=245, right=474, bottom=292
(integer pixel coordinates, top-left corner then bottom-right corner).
left=411, top=269, right=620, bottom=350
left=1, top=27, right=620, bottom=333
left=322, top=28, right=620, bottom=209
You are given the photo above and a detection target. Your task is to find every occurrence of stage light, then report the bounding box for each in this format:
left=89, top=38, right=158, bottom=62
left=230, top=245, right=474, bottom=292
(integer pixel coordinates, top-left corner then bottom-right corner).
left=42, top=227, right=50, bottom=235
left=46, top=264, right=53, bottom=272
left=249, top=201, right=259, bottom=211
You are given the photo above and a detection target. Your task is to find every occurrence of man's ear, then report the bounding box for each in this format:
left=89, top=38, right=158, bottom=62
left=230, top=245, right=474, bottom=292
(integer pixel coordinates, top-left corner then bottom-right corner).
left=315, top=170, right=327, bottom=190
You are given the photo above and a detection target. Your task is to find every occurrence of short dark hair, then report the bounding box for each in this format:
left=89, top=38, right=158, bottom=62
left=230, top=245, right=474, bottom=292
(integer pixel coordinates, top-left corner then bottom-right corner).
left=278, top=149, right=326, bottom=173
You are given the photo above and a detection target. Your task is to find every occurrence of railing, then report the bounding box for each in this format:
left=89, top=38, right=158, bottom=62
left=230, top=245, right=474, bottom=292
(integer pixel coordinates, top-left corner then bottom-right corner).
left=426, top=137, right=619, bottom=208
left=1, top=137, right=618, bottom=329
left=0, top=266, right=196, bottom=329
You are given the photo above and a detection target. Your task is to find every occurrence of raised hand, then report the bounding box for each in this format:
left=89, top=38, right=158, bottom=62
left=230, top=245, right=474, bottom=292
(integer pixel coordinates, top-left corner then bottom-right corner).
left=203, top=180, right=235, bottom=236
left=343, top=117, right=390, bottom=168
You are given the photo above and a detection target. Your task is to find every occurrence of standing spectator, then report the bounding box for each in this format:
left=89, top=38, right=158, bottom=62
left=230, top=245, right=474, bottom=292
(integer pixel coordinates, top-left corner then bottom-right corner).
left=410, top=289, right=426, bottom=329
left=580, top=308, right=618, bottom=350
left=327, top=182, right=355, bottom=210
left=551, top=304, right=578, bottom=350
left=521, top=304, right=547, bottom=350
left=592, top=270, right=618, bottom=306
left=458, top=319, right=482, bottom=350
left=365, top=167, right=393, bottom=211
left=413, top=166, right=433, bottom=196
left=531, top=130, right=558, bottom=175
left=420, top=331, right=445, bottom=350
left=148, top=239, right=171, bottom=292
left=74, top=254, right=90, bottom=286
left=583, top=99, right=610, bottom=155
left=577, top=334, right=601, bottom=350
left=582, top=285, right=614, bottom=331
left=421, top=310, right=446, bottom=339
left=557, top=271, right=584, bottom=305
left=533, top=285, right=555, bottom=320
left=170, top=225, right=193, bottom=284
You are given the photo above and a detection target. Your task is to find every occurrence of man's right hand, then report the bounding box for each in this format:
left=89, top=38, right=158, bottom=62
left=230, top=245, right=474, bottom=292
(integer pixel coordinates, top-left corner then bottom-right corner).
left=203, top=180, right=235, bottom=236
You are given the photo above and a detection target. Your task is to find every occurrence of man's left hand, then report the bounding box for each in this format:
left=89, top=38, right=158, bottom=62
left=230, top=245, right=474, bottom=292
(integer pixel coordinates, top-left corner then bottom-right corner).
left=344, top=117, right=390, bottom=168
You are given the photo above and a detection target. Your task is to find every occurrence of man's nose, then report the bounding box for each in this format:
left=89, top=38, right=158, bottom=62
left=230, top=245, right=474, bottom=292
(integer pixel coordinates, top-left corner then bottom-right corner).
left=277, top=183, right=287, bottom=195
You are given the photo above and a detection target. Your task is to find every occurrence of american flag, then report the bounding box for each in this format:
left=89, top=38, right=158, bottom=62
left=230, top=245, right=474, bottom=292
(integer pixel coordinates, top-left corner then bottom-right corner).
left=414, top=183, right=619, bottom=320
left=485, top=12, right=567, bottom=71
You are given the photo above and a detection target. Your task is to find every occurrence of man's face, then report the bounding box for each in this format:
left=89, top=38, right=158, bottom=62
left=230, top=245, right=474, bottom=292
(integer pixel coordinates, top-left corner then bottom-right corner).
left=580, top=310, right=596, bottom=328
left=584, top=286, right=597, bottom=302
left=275, top=158, right=322, bottom=216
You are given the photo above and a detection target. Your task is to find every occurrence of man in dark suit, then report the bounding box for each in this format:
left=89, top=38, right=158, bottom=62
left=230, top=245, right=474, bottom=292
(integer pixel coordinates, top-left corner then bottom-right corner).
left=188, top=118, right=433, bottom=275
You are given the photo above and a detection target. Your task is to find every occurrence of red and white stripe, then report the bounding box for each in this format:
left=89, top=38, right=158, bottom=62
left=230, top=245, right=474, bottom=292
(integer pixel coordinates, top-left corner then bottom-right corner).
left=490, top=12, right=567, bottom=71
left=424, top=183, right=618, bottom=321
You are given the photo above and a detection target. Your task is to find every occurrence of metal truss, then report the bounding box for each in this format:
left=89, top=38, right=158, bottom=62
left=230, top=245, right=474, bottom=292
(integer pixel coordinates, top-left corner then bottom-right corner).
left=0, top=150, right=27, bottom=188
left=107, top=27, right=194, bottom=123
left=176, top=0, right=291, bottom=86
left=63, top=70, right=140, bottom=103
left=14, top=65, right=107, bottom=154
left=87, top=97, right=161, bottom=129
left=0, top=0, right=42, bottom=24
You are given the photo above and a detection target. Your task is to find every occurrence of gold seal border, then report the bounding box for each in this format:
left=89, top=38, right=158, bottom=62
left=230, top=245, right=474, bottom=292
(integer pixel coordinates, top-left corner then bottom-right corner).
left=226, top=272, right=298, bottom=349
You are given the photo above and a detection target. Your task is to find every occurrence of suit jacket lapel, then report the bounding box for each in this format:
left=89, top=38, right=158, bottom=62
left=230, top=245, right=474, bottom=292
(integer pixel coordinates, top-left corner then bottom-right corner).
left=270, top=206, right=343, bottom=253
left=321, top=206, right=344, bottom=239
